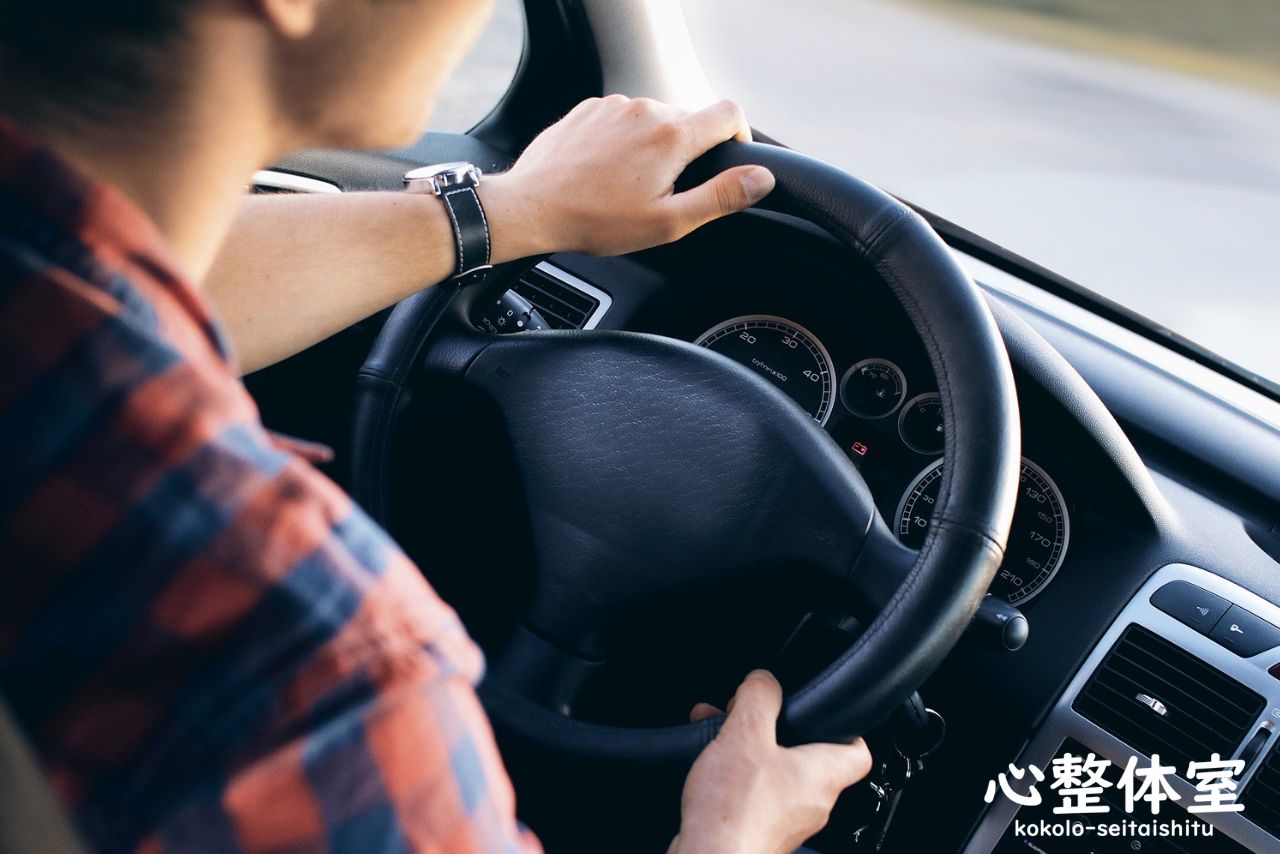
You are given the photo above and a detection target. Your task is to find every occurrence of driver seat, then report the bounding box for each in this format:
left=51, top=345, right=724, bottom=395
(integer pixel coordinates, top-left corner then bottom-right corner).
left=0, top=694, right=88, bottom=853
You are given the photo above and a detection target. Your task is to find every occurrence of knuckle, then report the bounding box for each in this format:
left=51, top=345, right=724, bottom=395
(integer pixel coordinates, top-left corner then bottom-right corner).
left=632, top=97, right=664, bottom=119
left=719, top=98, right=745, bottom=121
left=602, top=93, right=629, bottom=104
left=714, top=179, right=744, bottom=214
left=651, top=118, right=685, bottom=148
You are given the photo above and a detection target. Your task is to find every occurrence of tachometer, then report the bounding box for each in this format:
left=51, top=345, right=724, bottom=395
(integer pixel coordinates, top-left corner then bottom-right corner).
left=895, top=457, right=1070, bottom=605
left=695, top=315, right=836, bottom=425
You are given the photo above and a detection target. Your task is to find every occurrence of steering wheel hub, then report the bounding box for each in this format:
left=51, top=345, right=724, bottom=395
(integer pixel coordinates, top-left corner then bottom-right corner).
left=463, top=331, right=879, bottom=654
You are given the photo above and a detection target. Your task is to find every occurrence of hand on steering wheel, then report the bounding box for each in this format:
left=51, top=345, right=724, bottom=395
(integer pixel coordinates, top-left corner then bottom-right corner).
left=674, top=671, right=873, bottom=854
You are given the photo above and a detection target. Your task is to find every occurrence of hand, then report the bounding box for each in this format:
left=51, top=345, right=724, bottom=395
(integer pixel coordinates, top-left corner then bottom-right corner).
left=480, top=95, right=775, bottom=259
left=671, top=671, right=873, bottom=854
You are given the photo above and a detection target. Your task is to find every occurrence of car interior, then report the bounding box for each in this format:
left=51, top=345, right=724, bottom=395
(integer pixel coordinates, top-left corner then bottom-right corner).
left=5, top=1, right=1280, bottom=852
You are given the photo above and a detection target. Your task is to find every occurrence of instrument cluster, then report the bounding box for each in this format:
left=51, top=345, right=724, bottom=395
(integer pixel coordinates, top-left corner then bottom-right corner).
left=695, top=313, right=1070, bottom=606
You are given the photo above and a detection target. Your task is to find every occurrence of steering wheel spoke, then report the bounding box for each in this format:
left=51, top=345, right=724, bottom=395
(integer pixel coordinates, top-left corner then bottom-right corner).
left=485, top=623, right=604, bottom=714
left=844, top=511, right=919, bottom=616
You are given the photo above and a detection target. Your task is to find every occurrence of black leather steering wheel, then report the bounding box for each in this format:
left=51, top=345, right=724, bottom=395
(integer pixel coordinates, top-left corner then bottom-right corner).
left=350, top=142, right=1021, bottom=764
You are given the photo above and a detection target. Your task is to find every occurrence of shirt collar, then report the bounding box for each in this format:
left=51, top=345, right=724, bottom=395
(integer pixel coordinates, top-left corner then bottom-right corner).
left=0, top=115, right=235, bottom=365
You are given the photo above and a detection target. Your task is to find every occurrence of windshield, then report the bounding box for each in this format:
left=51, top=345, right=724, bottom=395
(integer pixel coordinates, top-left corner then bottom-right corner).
left=684, top=0, right=1280, bottom=382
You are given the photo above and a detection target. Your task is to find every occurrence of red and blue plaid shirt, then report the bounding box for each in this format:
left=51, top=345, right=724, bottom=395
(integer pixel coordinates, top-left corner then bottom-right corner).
left=0, top=117, right=539, bottom=853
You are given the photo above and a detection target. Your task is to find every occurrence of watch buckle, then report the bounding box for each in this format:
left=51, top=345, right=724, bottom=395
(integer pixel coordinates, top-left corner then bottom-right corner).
left=455, top=264, right=494, bottom=287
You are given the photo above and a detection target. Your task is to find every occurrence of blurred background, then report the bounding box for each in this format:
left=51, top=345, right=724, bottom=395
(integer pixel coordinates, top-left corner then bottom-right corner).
left=432, top=0, right=1280, bottom=382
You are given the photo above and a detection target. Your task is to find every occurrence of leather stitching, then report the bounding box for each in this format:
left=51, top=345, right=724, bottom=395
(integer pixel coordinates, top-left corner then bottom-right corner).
left=442, top=187, right=468, bottom=273
left=464, top=186, right=491, bottom=267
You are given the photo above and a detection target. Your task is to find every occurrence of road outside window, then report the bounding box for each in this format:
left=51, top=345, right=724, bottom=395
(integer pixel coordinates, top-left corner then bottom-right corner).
left=430, top=0, right=524, bottom=133
left=684, top=0, right=1280, bottom=380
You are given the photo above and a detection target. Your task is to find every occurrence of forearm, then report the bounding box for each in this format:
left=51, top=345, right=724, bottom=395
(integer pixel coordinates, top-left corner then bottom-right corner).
left=207, top=96, right=773, bottom=374
left=206, top=178, right=544, bottom=375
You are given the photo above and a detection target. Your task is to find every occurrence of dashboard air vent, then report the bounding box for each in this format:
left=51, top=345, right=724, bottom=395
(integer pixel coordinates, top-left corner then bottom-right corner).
left=510, top=263, right=607, bottom=330
left=1243, top=740, right=1280, bottom=836
left=1073, top=624, right=1264, bottom=776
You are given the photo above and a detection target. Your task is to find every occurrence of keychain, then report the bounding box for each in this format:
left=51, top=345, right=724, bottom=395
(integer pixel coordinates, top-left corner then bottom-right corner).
left=852, top=694, right=946, bottom=850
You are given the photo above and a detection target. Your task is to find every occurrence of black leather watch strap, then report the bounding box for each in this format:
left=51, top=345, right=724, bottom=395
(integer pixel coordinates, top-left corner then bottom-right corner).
left=440, top=185, right=491, bottom=285
left=404, top=163, right=493, bottom=287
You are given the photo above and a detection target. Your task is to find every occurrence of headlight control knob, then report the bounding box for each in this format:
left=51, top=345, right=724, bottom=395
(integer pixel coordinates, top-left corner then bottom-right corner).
left=476, top=289, right=550, bottom=334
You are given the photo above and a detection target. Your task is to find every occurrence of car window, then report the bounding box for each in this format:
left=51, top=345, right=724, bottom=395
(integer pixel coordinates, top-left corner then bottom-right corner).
left=684, top=0, right=1280, bottom=381
left=430, top=0, right=524, bottom=133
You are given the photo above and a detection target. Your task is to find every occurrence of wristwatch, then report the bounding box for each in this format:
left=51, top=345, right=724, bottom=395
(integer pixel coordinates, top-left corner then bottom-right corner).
left=404, top=162, right=492, bottom=286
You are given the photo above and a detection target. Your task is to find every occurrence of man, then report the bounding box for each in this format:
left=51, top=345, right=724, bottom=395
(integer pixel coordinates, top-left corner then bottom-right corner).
left=0, top=0, right=873, bottom=851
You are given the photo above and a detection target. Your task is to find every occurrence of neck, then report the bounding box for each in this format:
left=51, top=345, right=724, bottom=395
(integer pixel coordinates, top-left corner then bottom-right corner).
left=23, top=20, right=285, bottom=285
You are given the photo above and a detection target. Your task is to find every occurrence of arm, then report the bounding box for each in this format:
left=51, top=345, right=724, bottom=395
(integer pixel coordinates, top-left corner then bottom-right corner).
left=204, top=183, right=543, bottom=374
left=205, top=96, right=776, bottom=374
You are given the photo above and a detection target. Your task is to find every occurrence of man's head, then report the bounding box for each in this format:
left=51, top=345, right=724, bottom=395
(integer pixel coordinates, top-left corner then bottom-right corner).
left=0, top=0, right=496, bottom=152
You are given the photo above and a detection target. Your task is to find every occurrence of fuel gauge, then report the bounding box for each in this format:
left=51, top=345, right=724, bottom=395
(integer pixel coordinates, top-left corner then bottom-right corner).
left=898, top=393, right=944, bottom=455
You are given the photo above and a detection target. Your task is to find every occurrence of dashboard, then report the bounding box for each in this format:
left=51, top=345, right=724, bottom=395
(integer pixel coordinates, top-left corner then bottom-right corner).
left=416, top=205, right=1183, bottom=847
left=458, top=206, right=1280, bottom=852
left=247, top=152, right=1280, bottom=853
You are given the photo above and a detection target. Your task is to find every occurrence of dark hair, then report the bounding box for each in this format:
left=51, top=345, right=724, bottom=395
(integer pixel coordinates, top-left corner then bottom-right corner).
left=0, top=2, right=195, bottom=124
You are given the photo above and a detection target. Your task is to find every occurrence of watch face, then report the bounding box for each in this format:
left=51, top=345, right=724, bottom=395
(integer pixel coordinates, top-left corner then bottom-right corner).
left=404, top=162, right=481, bottom=194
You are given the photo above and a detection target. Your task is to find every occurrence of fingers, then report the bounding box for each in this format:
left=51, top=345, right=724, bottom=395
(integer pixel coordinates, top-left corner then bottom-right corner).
left=666, top=164, right=775, bottom=232
left=680, top=98, right=753, bottom=153
left=689, top=702, right=724, bottom=723
left=723, top=669, right=784, bottom=740
left=790, top=737, right=875, bottom=793
left=513, top=93, right=769, bottom=255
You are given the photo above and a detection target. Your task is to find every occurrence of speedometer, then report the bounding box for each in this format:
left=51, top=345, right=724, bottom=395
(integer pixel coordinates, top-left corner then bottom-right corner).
left=695, top=315, right=836, bottom=425
left=895, top=457, right=1070, bottom=605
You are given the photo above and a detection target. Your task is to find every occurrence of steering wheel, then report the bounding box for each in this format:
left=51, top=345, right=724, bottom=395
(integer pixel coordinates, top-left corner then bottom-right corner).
left=350, top=142, right=1020, bottom=766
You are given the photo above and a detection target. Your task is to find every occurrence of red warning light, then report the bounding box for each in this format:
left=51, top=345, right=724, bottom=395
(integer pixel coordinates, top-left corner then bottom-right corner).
left=850, top=441, right=869, bottom=457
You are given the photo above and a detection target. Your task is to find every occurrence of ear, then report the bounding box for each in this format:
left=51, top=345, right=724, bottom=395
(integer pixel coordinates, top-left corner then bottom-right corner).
left=254, top=0, right=324, bottom=39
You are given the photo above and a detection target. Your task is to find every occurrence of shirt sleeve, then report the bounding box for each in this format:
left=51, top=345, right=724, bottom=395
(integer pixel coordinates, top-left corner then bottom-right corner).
left=131, top=460, right=543, bottom=854
left=142, top=560, right=542, bottom=854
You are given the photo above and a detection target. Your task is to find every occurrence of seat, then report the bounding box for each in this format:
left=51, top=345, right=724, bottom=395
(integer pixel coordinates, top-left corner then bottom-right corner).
left=0, top=694, right=88, bottom=853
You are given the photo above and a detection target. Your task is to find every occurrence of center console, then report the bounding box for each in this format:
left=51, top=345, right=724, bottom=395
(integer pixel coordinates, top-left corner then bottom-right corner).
left=964, top=564, right=1280, bottom=852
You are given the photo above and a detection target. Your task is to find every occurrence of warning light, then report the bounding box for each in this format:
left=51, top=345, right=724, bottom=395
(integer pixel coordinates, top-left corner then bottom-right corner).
left=850, top=441, right=870, bottom=457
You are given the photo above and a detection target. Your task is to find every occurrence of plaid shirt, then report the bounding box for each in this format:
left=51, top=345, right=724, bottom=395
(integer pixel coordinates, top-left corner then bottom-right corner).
left=0, top=117, right=539, bottom=854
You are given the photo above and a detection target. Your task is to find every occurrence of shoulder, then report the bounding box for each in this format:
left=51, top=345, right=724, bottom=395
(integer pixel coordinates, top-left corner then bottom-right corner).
left=0, top=228, right=482, bottom=842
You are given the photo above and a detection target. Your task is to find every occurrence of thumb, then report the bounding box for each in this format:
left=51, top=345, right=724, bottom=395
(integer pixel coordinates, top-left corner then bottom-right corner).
left=668, top=165, right=775, bottom=231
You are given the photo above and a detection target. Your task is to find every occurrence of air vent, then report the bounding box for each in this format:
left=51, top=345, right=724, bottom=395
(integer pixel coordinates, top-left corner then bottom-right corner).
left=510, top=263, right=610, bottom=330
left=1243, top=741, right=1280, bottom=836
left=1073, top=624, right=1264, bottom=776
